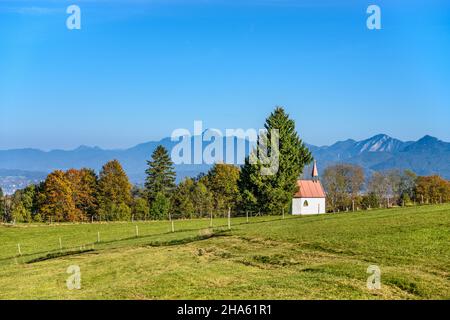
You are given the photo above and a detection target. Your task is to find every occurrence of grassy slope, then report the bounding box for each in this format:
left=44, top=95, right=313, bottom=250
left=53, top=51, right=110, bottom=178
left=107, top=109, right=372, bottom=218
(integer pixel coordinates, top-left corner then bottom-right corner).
left=0, top=204, right=449, bottom=300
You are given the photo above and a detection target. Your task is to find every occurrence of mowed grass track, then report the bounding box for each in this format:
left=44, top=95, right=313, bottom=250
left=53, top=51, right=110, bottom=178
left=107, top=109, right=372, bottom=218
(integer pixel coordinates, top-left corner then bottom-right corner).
left=0, top=205, right=449, bottom=299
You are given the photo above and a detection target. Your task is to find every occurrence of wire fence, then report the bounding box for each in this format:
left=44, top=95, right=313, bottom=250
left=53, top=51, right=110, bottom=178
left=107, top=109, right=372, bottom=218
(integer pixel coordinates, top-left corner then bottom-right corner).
left=0, top=211, right=291, bottom=266
left=2, top=202, right=447, bottom=267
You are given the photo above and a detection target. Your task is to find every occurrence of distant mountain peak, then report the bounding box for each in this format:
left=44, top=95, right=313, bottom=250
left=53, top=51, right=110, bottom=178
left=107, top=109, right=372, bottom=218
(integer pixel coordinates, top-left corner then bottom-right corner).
left=74, top=145, right=91, bottom=151
left=355, top=134, right=403, bottom=153
left=370, top=133, right=390, bottom=139
left=417, top=135, right=438, bottom=143
left=74, top=145, right=102, bottom=151
left=402, top=135, right=449, bottom=153
left=1, top=133, right=450, bottom=195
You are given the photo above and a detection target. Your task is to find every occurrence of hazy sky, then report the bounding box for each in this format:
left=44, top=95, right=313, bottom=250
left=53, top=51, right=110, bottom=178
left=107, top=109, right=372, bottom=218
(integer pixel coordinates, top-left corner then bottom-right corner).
left=0, top=0, right=449, bottom=150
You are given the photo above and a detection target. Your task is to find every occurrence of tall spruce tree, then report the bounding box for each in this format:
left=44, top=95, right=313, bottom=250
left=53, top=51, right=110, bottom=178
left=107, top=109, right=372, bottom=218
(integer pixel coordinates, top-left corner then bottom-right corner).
left=239, top=107, right=313, bottom=214
left=145, top=145, right=176, bottom=204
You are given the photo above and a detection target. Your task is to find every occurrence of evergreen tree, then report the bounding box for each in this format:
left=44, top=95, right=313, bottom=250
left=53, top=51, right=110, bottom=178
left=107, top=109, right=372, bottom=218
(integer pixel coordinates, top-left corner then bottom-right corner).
left=98, top=160, right=132, bottom=221
left=131, top=185, right=146, bottom=199
left=149, top=192, right=170, bottom=220
left=145, top=145, right=176, bottom=204
left=33, top=181, right=46, bottom=221
left=238, top=107, right=312, bottom=214
left=238, top=157, right=261, bottom=212
left=171, top=178, right=195, bottom=218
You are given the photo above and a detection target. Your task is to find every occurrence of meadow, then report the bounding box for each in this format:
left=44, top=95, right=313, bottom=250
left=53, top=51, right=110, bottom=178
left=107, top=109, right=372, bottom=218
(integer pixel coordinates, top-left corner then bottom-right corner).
left=0, top=204, right=449, bottom=300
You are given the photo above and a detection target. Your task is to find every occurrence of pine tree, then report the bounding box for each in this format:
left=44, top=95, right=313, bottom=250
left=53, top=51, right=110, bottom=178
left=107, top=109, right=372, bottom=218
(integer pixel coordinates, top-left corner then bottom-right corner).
left=238, top=107, right=313, bottom=214
left=98, top=160, right=132, bottom=221
left=238, top=156, right=261, bottom=212
left=145, top=145, right=176, bottom=204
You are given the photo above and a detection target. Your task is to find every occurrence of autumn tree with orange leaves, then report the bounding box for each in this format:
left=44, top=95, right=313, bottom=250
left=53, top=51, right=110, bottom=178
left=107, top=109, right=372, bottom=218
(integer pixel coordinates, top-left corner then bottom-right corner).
left=415, top=175, right=450, bottom=204
left=40, top=170, right=78, bottom=222
left=65, top=168, right=99, bottom=221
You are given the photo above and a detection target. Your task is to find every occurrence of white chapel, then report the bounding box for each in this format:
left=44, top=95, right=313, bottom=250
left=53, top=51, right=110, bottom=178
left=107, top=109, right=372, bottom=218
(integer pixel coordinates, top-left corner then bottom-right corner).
left=292, top=161, right=326, bottom=215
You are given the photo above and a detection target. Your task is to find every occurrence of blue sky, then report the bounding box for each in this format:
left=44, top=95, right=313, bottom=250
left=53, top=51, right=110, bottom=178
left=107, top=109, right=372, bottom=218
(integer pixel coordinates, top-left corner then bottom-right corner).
left=0, top=0, right=449, bottom=150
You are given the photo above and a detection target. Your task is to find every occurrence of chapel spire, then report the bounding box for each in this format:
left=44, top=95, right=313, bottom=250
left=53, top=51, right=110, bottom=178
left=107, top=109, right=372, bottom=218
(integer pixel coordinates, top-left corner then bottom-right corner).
left=312, top=160, right=319, bottom=181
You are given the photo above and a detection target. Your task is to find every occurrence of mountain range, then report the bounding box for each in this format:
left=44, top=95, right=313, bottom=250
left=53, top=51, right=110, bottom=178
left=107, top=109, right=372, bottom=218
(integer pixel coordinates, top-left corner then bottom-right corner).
left=304, top=134, right=450, bottom=178
left=1, top=134, right=449, bottom=194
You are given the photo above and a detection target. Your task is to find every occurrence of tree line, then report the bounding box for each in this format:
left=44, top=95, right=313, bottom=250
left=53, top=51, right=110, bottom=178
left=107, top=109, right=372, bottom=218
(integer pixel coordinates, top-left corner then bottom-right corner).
left=1, top=107, right=449, bottom=222
left=322, top=164, right=450, bottom=212
left=0, top=107, right=313, bottom=223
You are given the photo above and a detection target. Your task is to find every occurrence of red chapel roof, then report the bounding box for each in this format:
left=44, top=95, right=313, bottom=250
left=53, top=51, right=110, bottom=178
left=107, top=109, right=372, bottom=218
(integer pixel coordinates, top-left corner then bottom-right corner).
left=294, top=180, right=326, bottom=198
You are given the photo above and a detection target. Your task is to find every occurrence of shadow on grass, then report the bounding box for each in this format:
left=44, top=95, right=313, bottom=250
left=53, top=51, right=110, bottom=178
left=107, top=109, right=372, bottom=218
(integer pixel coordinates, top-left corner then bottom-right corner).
left=146, top=230, right=231, bottom=247
left=26, top=249, right=95, bottom=264
left=0, top=215, right=292, bottom=265
left=22, top=230, right=231, bottom=264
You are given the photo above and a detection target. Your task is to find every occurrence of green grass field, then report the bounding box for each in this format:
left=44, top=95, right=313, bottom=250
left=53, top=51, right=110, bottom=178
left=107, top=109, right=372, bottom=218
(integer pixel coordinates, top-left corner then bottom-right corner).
left=0, top=204, right=449, bottom=300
